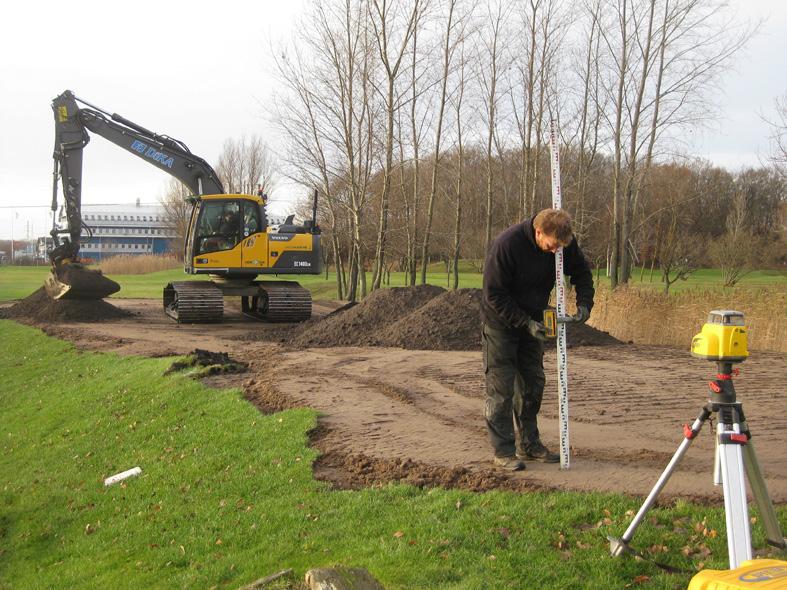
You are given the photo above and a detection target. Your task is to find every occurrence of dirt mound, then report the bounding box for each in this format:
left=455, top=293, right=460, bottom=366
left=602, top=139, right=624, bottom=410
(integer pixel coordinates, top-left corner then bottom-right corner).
left=385, top=288, right=483, bottom=351
left=2, top=288, right=132, bottom=323
left=556, top=321, right=621, bottom=348
left=380, top=287, right=619, bottom=350
left=279, top=285, right=619, bottom=351
left=292, top=285, right=445, bottom=348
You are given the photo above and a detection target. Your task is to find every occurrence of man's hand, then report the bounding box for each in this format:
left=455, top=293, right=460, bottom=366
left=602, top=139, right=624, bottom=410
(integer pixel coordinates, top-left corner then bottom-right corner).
left=572, top=305, right=590, bottom=324
left=526, top=319, right=548, bottom=341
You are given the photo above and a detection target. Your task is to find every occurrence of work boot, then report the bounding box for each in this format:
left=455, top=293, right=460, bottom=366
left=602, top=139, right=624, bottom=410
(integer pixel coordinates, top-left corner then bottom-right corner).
left=493, top=455, right=526, bottom=471
left=518, top=440, right=559, bottom=463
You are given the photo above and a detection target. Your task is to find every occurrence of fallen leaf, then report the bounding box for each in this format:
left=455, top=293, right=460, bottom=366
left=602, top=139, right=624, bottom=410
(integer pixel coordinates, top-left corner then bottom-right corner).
left=393, top=531, right=404, bottom=538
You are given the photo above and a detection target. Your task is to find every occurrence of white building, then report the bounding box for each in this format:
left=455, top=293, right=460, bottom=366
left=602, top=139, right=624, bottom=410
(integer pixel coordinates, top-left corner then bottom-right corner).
left=49, top=200, right=176, bottom=261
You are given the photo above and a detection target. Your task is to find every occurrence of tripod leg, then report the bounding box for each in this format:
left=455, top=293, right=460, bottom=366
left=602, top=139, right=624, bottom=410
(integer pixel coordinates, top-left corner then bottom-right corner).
left=717, top=421, right=752, bottom=569
left=609, top=408, right=711, bottom=557
left=743, top=441, right=787, bottom=549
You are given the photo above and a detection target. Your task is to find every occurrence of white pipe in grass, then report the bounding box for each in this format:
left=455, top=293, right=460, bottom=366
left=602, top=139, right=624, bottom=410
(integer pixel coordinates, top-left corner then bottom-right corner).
left=104, top=466, right=142, bottom=486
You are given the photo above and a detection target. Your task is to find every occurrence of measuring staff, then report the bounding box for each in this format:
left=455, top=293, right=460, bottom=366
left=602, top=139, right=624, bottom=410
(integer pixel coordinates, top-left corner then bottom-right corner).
left=480, top=208, right=594, bottom=471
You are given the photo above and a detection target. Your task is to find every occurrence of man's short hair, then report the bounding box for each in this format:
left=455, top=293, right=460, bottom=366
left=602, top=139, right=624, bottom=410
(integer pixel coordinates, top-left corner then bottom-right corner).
left=533, top=208, right=573, bottom=246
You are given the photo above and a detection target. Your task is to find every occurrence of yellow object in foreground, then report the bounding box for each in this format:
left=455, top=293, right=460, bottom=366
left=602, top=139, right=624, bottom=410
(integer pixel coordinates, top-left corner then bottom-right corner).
left=690, top=310, right=749, bottom=363
left=688, top=559, right=787, bottom=590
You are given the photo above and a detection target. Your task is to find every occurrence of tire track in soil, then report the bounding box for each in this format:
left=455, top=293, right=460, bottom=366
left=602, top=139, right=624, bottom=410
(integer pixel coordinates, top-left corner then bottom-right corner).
left=261, top=344, right=787, bottom=502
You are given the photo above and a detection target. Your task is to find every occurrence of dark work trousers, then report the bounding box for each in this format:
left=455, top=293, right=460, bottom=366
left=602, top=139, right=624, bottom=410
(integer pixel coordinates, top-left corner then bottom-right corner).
left=482, top=323, right=546, bottom=458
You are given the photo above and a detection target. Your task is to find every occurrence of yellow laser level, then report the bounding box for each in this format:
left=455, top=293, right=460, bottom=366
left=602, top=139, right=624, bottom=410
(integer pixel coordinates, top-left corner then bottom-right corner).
left=688, top=559, right=787, bottom=589
left=690, top=310, right=748, bottom=363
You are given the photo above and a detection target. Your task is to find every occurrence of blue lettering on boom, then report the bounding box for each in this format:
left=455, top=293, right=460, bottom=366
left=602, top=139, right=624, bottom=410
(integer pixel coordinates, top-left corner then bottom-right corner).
left=144, top=146, right=175, bottom=168
left=130, top=139, right=174, bottom=168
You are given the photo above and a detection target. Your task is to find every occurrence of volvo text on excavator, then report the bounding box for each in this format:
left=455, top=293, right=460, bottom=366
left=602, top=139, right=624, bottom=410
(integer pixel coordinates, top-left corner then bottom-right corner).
left=49, top=90, right=321, bottom=322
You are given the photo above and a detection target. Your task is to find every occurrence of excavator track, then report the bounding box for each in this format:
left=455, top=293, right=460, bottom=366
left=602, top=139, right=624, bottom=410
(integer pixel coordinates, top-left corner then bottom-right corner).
left=251, top=281, right=312, bottom=323
left=163, top=281, right=224, bottom=323
left=163, top=280, right=311, bottom=323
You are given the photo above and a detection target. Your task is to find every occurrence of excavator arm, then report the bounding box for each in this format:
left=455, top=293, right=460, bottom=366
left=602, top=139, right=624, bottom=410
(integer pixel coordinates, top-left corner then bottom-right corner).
left=47, top=90, right=225, bottom=299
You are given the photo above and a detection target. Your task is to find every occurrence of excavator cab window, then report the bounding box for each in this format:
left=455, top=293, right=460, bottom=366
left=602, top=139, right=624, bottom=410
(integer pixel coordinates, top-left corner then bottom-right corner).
left=242, top=201, right=263, bottom=237
left=196, top=201, right=242, bottom=254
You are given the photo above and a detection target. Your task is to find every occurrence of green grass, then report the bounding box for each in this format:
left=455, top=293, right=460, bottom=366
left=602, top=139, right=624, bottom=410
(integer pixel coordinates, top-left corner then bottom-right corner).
left=598, top=267, right=787, bottom=292
left=1, top=263, right=783, bottom=303
left=1, top=321, right=785, bottom=589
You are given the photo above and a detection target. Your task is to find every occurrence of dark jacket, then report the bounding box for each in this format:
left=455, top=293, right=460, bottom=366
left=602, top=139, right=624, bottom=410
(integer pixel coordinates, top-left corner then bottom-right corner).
left=481, top=217, right=595, bottom=330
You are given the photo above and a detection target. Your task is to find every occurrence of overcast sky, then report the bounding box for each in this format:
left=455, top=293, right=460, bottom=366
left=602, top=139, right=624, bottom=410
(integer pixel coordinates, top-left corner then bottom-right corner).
left=0, top=0, right=784, bottom=241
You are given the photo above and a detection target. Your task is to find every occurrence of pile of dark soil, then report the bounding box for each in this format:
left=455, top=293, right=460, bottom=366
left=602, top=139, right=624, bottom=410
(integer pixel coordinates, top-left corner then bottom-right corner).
left=384, top=288, right=482, bottom=351
left=292, top=285, right=445, bottom=348
left=2, top=288, right=132, bottom=323
left=289, top=286, right=620, bottom=351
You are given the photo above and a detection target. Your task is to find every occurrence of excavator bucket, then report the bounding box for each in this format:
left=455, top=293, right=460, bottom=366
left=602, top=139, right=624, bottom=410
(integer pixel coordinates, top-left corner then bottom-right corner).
left=44, top=263, right=121, bottom=300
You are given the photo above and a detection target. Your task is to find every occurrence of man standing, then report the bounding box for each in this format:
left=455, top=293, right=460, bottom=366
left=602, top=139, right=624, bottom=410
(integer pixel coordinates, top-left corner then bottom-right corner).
left=481, top=208, right=594, bottom=471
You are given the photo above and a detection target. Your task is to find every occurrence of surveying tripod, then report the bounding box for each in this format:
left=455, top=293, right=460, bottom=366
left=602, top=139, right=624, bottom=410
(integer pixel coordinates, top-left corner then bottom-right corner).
left=609, top=362, right=786, bottom=569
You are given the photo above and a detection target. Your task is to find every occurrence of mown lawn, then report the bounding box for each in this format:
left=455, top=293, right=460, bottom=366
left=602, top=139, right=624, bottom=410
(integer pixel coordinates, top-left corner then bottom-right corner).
left=0, top=263, right=783, bottom=302
left=1, top=321, right=785, bottom=589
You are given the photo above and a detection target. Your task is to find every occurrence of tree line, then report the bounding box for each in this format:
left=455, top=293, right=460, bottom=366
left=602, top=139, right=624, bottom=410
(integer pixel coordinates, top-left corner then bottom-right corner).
left=162, top=0, right=785, bottom=297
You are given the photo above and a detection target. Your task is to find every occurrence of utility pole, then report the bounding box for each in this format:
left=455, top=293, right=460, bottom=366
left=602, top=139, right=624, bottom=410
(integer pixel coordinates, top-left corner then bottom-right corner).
left=10, top=211, right=17, bottom=264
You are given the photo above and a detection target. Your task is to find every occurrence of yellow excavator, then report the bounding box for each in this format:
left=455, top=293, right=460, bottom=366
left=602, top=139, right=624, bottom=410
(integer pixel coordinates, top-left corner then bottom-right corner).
left=49, top=90, right=321, bottom=322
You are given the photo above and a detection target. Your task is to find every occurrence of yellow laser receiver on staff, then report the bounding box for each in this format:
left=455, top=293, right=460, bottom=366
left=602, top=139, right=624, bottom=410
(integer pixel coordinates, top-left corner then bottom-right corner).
left=542, top=308, right=580, bottom=338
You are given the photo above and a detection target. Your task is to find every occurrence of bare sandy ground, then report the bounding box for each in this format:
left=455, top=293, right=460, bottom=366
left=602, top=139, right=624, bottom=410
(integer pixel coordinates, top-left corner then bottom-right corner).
left=14, top=297, right=787, bottom=504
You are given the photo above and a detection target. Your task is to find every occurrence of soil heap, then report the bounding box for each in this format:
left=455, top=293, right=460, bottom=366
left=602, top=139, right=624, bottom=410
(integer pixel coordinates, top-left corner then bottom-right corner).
left=385, top=288, right=483, bottom=351
left=292, top=284, right=445, bottom=348
left=292, top=286, right=619, bottom=351
left=2, top=288, right=132, bottom=323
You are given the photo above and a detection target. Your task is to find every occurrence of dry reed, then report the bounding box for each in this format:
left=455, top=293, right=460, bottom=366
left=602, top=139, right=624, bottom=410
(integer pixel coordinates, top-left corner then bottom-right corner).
left=96, top=254, right=181, bottom=275
left=589, top=285, right=786, bottom=352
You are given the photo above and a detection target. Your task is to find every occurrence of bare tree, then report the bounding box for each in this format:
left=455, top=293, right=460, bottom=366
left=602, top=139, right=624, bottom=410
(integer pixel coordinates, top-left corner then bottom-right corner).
left=272, top=0, right=379, bottom=302
left=448, top=6, right=477, bottom=289
left=567, top=0, right=604, bottom=240
left=420, top=0, right=460, bottom=284
left=477, top=0, right=511, bottom=256
left=215, top=135, right=279, bottom=195
left=599, top=0, right=755, bottom=288
left=707, top=189, right=756, bottom=287
left=159, top=178, right=191, bottom=260
left=369, top=0, right=421, bottom=290
left=768, top=93, right=787, bottom=178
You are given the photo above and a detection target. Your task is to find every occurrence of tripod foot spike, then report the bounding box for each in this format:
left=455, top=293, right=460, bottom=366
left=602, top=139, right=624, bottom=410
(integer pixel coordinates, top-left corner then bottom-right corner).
left=608, top=536, right=634, bottom=558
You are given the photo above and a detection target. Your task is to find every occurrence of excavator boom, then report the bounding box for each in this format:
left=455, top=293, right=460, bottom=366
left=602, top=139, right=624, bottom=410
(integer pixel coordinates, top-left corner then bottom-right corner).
left=47, top=90, right=224, bottom=300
